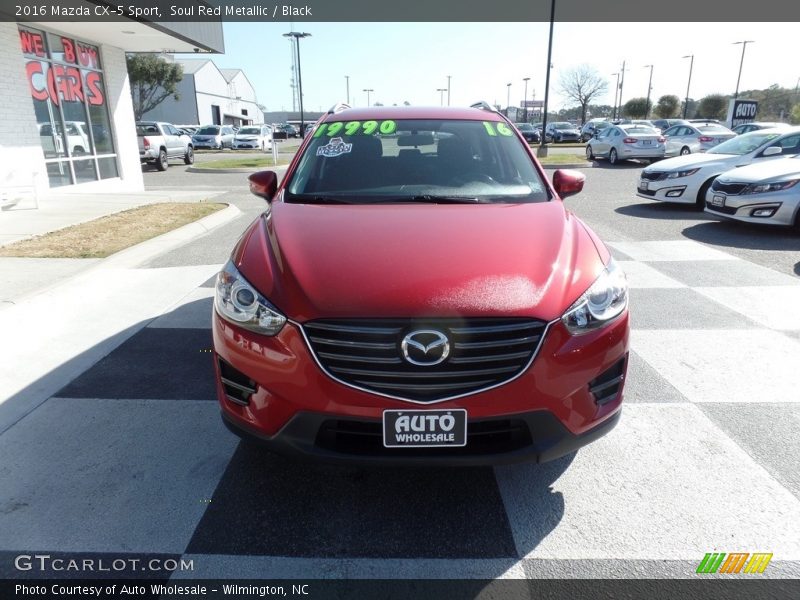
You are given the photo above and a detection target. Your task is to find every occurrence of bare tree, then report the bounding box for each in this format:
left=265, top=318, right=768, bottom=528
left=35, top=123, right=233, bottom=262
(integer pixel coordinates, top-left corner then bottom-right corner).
left=558, top=65, right=609, bottom=125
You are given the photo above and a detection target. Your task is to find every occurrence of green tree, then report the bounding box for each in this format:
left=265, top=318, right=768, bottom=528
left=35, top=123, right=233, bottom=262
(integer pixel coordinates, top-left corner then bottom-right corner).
left=623, top=97, right=650, bottom=118
left=654, top=95, right=680, bottom=118
left=126, top=54, right=183, bottom=121
left=557, top=65, right=609, bottom=125
left=791, top=104, right=800, bottom=125
left=695, top=94, right=728, bottom=120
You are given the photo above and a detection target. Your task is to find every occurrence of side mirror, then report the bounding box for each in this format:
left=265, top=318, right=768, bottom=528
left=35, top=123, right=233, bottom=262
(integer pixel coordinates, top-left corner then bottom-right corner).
left=762, top=146, right=782, bottom=157
left=552, top=169, right=585, bottom=199
left=248, top=170, right=278, bottom=201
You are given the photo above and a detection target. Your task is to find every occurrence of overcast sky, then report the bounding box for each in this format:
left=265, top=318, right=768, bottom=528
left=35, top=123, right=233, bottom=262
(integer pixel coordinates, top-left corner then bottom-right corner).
left=178, top=22, right=799, bottom=113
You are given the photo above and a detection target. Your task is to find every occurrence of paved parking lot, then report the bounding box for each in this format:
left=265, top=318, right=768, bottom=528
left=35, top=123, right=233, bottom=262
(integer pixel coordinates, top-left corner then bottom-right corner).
left=2, top=161, right=799, bottom=583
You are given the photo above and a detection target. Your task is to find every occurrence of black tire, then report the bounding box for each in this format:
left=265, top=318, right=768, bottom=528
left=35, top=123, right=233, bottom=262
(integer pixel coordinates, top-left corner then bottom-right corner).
left=586, top=145, right=595, bottom=160
left=184, top=146, right=194, bottom=165
left=157, top=149, right=168, bottom=171
left=609, top=148, right=619, bottom=165
left=696, top=178, right=715, bottom=209
left=680, top=146, right=691, bottom=156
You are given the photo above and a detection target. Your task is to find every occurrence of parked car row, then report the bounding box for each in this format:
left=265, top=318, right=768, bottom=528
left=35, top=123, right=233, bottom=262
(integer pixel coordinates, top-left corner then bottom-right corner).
left=635, top=127, right=800, bottom=227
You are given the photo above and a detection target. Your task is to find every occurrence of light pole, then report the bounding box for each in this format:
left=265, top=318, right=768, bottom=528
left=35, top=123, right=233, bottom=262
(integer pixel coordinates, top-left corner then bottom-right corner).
left=506, top=83, right=512, bottom=116
left=538, top=0, right=555, bottom=157
left=733, top=40, right=754, bottom=99
left=436, top=88, right=447, bottom=106
left=345, top=75, right=350, bottom=105
left=611, top=72, right=620, bottom=120
left=644, top=65, right=654, bottom=119
left=446, top=75, right=451, bottom=106
left=522, top=77, right=530, bottom=122
left=283, top=32, right=311, bottom=136
left=618, top=60, right=627, bottom=118
left=363, top=88, right=373, bottom=106
left=682, top=55, right=694, bottom=119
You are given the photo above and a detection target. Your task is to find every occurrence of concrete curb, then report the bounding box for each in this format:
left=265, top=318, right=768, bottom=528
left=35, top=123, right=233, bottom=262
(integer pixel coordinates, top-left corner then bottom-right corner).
left=99, top=203, right=241, bottom=269
left=187, top=164, right=291, bottom=174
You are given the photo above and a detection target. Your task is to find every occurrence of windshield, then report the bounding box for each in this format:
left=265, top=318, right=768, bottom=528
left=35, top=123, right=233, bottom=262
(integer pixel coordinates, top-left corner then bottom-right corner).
left=285, top=118, right=549, bottom=204
left=196, top=126, right=220, bottom=135
left=621, top=125, right=659, bottom=135
left=516, top=123, right=533, bottom=131
left=708, top=132, right=782, bottom=155
left=699, top=125, right=731, bottom=134
left=238, top=127, right=261, bottom=135
left=553, top=123, right=573, bottom=130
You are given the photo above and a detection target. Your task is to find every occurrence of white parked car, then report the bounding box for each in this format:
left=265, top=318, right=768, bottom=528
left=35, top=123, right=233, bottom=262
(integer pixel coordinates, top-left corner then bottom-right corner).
left=192, top=124, right=235, bottom=150
left=586, top=123, right=665, bottom=165
left=661, top=123, right=736, bottom=157
left=233, top=125, right=273, bottom=151
left=636, top=128, right=800, bottom=207
left=706, top=156, right=800, bottom=226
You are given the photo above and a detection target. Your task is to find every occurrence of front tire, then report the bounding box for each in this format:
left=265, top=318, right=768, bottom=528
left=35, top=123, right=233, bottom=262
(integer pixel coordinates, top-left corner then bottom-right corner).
left=696, top=178, right=715, bottom=209
left=609, top=148, right=619, bottom=165
left=157, top=149, right=168, bottom=171
left=680, top=146, right=691, bottom=156
left=586, top=145, right=595, bottom=160
left=184, top=146, right=194, bottom=165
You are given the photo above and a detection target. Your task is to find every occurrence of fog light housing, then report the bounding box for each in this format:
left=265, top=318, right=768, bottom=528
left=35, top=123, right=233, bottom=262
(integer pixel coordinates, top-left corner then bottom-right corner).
left=666, top=189, right=684, bottom=198
left=750, top=207, right=777, bottom=218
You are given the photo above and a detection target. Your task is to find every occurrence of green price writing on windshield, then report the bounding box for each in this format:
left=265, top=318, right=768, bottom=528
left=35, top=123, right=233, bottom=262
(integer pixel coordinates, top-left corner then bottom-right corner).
left=483, top=121, right=514, bottom=137
left=314, top=120, right=398, bottom=138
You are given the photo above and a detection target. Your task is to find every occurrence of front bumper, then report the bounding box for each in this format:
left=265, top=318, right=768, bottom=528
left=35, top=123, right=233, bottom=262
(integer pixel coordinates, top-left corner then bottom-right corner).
left=212, top=311, right=629, bottom=465
left=222, top=406, right=622, bottom=466
left=705, top=194, right=797, bottom=226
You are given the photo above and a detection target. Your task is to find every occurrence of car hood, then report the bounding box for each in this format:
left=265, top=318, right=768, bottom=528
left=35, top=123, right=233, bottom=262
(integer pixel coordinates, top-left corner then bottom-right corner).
left=235, top=135, right=259, bottom=140
left=647, top=152, right=736, bottom=172
left=717, top=157, right=800, bottom=183
left=235, top=201, right=607, bottom=322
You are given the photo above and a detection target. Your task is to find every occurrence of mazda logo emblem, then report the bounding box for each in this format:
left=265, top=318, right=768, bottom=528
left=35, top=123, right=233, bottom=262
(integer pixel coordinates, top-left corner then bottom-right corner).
left=401, top=330, right=450, bottom=366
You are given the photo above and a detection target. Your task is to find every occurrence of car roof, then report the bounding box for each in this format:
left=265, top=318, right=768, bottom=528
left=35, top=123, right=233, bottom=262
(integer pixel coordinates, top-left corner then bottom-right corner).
left=323, top=106, right=507, bottom=122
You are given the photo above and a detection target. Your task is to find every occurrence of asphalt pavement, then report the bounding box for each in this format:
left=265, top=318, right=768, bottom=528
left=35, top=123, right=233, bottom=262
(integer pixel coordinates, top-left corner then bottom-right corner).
left=1, top=159, right=799, bottom=588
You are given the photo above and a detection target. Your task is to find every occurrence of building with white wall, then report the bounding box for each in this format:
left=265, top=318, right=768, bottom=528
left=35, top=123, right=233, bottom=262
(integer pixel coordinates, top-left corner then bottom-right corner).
left=142, top=59, right=263, bottom=127
left=0, top=14, right=223, bottom=195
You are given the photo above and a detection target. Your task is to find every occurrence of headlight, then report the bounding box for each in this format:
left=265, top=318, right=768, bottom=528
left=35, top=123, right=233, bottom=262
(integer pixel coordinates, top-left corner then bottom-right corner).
left=742, top=179, right=799, bottom=194
left=214, top=261, right=286, bottom=335
left=562, top=259, right=628, bottom=335
left=665, top=168, right=700, bottom=179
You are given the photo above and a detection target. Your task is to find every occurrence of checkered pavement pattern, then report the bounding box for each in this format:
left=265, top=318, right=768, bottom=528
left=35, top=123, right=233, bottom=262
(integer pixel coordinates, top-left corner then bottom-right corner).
left=2, top=239, right=799, bottom=580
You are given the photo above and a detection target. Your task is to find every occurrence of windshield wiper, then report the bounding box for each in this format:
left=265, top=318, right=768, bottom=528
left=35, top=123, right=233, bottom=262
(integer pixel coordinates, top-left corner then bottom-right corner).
left=375, top=195, right=486, bottom=204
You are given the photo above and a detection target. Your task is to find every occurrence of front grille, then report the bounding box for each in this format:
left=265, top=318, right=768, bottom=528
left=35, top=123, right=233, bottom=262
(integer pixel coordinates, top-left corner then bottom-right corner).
left=640, top=171, right=666, bottom=181
left=705, top=202, right=738, bottom=215
left=303, top=318, right=548, bottom=403
left=711, top=180, right=747, bottom=195
left=315, top=418, right=532, bottom=456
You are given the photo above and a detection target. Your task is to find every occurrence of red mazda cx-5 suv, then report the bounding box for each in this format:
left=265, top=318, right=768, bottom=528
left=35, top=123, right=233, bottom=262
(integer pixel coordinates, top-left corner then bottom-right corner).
left=212, top=103, right=629, bottom=465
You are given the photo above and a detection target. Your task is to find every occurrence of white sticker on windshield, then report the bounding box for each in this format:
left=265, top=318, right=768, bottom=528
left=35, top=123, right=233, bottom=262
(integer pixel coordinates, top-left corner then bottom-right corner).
left=316, top=137, right=353, bottom=158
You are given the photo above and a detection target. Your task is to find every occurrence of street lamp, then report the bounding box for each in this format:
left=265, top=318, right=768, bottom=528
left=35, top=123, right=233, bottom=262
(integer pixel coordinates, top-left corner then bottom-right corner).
left=538, top=0, right=555, bottom=157
left=611, top=72, right=620, bottom=120
left=682, top=55, right=694, bottom=119
left=345, top=75, right=350, bottom=105
left=363, top=88, right=374, bottom=106
left=283, top=32, right=311, bottom=136
left=522, top=77, right=530, bottom=122
left=733, top=40, right=754, bottom=99
left=618, top=60, right=627, bottom=118
left=644, top=65, right=654, bottom=119
left=506, top=83, right=512, bottom=115
left=436, top=88, right=447, bottom=106
left=446, top=75, right=452, bottom=106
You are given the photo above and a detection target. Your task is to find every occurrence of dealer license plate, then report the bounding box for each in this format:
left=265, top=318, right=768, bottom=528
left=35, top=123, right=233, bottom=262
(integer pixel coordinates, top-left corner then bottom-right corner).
left=712, top=194, right=726, bottom=207
left=642, top=140, right=653, bottom=146
left=639, top=179, right=649, bottom=191
left=383, top=409, right=467, bottom=448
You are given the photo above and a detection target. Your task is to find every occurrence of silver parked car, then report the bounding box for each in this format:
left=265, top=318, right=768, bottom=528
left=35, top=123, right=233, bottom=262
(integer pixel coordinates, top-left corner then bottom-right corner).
left=233, top=125, right=273, bottom=151
left=662, top=123, right=736, bottom=157
left=192, top=124, right=236, bottom=150
left=731, top=122, right=791, bottom=135
left=586, top=123, right=665, bottom=165
left=636, top=128, right=799, bottom=207
left=706, top=156, right=800, bottom=226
